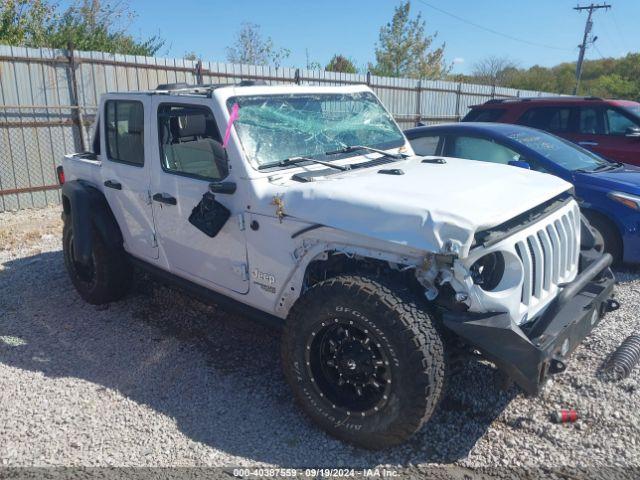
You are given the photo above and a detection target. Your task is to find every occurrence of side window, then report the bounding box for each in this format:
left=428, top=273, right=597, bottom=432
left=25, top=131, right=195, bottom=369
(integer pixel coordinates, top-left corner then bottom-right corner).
left=158, top=104, right=228, bottom=180
left=604, top=108, right=639, bottom=135
left=578, top=107, right=604, bottom=134
left=410, top=135, right=440, bottom=156
left=449, top=136, right=521, bottom=165
left=105, top=101, right=144, bottom=165
left=518, top=107, right=572, bottom=133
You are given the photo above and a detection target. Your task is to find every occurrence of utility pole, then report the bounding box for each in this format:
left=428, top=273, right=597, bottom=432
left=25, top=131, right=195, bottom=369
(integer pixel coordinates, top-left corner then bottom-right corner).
left=573, top=3, right=610, bottom=95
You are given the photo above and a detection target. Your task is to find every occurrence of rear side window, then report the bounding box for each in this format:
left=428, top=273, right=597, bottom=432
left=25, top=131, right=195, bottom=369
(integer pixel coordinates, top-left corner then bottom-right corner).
left=410, top=135, right=440, bottom=156
left=105, top=100, right=144, bottom=165
left=462, top=108, right=506, bottom=122
left=518, top=107, right=572, bottom=133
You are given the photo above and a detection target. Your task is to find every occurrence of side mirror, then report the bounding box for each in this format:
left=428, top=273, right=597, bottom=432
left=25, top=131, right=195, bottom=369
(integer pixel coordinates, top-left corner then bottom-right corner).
left=209, top=181, right=236, bottom=194
left=509, top=160, right=531, bottom=169
left=625, top=126, right=640, bottom=138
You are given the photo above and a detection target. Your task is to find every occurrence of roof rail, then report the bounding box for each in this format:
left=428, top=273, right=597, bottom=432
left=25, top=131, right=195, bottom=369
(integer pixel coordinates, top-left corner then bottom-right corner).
left=152, top=79, right=279, bottom=96
left=481, top=95, right=602, bottom=105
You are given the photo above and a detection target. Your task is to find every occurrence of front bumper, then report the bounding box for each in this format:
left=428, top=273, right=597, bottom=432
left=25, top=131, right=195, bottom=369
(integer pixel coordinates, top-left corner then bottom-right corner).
left=443, top=251, right=616, bottom=395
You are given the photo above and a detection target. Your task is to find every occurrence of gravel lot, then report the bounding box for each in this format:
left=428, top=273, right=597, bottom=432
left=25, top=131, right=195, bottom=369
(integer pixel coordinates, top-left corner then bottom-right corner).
left=1, top=205, right=639, bottom=476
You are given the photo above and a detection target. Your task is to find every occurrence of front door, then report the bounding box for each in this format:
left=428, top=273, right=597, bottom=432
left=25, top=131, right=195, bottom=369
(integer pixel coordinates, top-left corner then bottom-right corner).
left=149, top=98, right=249, bottom=294
left=568, top=106, right=640, bottom=165
left=100, top=99, right=158, bottom=260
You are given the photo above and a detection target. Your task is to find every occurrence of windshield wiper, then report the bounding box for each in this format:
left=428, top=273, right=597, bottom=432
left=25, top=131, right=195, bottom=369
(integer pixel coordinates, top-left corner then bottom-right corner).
left=325, top=145, right=409, bottom=160
left=577, top=162, right=624, bottom=173
left=258, top=156, right=350, bottom=171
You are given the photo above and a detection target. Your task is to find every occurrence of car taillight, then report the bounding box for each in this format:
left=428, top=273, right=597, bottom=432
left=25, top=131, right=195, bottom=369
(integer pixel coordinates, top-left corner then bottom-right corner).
left=56, top=165, right=65, bottom=185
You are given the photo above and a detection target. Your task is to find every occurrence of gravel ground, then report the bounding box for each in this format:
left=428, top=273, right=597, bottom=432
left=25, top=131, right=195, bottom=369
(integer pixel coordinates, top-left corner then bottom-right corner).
left=1, top=206, right=639, bottom=476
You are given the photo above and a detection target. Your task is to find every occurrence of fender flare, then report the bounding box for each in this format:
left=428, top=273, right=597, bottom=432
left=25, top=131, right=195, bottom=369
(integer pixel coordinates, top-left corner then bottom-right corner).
left=61, top=181, right=123, bottom=265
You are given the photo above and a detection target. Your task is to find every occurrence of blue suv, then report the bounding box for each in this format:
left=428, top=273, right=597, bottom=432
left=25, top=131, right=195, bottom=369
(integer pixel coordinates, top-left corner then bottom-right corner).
left=405, top=122, right=640, bottom=264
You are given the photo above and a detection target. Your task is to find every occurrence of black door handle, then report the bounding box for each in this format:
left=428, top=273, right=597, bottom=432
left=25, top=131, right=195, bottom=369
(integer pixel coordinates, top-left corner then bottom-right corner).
left=104, top=180, right=122, bottom=190
left=152, top=193, right=177, bottom=205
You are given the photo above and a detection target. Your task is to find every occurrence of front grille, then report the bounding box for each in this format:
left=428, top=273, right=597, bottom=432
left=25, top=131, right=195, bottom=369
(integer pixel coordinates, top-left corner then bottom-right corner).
left=515, top=203, right=580, bottom=309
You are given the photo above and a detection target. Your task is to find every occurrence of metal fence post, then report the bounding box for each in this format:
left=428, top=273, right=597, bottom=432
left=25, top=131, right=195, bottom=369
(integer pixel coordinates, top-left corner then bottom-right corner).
left=416, top=79, right=422, bottom=126
left=366, top=71, right=371, bottom=86
left=65, top=42, right=86, bottom=152
left=195, top=59, right=203, bottom=85
left=294, top=68, right=301, bottom=85
left=454, top=82, right=462, bottom=121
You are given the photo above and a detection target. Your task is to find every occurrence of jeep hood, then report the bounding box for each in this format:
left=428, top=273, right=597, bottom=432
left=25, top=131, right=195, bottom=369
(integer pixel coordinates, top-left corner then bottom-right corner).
left=276, top=156, right=573, bottom=256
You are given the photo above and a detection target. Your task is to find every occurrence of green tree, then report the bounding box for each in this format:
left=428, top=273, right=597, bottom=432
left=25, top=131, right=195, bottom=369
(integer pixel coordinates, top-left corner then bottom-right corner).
left=0, top=0, right=54, bottom=47
left=0, top=0, right=164, bottom=55
left=371, top=1, right=449, bottom=79
left=325, top=54, right=357, bottom=73
left=226, top=22, right=290, bottom=68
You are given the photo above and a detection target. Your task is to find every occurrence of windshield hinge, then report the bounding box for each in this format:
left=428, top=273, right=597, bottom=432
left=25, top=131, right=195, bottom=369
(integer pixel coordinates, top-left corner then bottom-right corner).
left=237, top=213, right=246, bottom=231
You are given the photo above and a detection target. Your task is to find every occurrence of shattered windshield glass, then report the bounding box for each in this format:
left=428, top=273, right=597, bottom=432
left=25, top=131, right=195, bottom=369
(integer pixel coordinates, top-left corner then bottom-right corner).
left=227, top=92, right=404, bottom=168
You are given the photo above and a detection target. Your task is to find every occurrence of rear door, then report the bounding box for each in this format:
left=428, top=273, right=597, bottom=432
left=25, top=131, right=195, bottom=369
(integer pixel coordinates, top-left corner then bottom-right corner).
left=565, top=105, right=603, bottom=153
left=100, top=98, right=159, bottom=260
left=518, top=106, right=575, bottom=139
left=149, top=97, right=249, bottom=294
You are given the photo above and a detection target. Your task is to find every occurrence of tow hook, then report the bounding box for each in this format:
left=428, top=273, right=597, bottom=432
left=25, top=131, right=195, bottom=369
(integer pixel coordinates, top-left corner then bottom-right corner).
left=605, top=298, right=620, bottom=313
left=549, top=356, right=567, bottom=374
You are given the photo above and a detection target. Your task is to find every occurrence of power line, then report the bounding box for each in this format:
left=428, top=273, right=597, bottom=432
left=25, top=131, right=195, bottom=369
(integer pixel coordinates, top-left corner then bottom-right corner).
left=593, top=43, right=607, bottom=60
left=610, top=9, right=630, bottom=53
left=415, top=0, right=574, bottom=52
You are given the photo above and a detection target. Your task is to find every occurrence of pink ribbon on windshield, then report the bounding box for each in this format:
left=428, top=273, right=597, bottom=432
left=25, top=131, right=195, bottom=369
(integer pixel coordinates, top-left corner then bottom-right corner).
left=223, top=103, right=239, bottom=148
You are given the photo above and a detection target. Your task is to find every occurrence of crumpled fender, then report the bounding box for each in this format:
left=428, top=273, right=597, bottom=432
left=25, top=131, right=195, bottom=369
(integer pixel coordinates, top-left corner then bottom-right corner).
left=61, top=181, right=123, bottom=265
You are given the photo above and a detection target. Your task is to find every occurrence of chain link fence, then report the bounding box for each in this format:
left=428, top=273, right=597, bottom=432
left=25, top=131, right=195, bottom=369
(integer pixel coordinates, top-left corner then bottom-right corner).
left=0, top=44, right=557, bottom=212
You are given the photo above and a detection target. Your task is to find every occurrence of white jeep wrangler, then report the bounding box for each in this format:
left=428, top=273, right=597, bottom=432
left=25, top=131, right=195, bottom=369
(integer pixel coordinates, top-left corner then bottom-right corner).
left=59, top=82, right=616, bottom=449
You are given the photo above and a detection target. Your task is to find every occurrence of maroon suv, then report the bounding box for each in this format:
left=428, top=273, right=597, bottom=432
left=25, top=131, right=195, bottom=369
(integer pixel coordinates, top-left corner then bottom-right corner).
left=463, top=97, right=640, bottom=166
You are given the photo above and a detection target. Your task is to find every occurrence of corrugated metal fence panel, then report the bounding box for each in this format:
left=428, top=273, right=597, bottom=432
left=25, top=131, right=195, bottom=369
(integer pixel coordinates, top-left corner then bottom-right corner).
left=0, top=44, right=560, bottom=212
left=370, top=75, right=420, bottom=131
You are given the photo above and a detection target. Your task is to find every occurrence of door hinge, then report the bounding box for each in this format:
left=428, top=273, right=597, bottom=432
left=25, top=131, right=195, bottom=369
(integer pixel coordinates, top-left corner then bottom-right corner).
left=233, top=263, right=249, bottom=281
left=146, top=190, right=153, bottom=205
left=237, top=213, right=246, bottom=231
left=151, top=233, right=158, bottom=248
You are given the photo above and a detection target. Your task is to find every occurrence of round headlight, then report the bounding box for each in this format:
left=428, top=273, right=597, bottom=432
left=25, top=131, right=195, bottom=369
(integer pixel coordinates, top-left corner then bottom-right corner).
left=470, top=252, right=505, bottom=291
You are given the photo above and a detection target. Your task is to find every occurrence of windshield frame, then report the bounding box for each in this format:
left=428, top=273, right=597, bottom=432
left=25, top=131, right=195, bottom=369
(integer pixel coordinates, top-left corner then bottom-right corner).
left=621, top=103, right=640, bottom=120
left=226, top=91, right=406, bottom=172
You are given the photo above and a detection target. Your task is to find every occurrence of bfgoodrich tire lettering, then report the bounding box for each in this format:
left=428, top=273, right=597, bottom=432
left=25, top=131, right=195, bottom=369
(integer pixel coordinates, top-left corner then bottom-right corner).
left=281, top=275, right=446, bottom=449
left=63, top=222, right=132, bottom=304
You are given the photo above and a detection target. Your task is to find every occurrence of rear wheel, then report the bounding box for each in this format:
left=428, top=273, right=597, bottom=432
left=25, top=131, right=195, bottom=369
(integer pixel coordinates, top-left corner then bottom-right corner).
left=63, top=222, right=132, bottom=304
left=281, top=275, right=446, bottom=449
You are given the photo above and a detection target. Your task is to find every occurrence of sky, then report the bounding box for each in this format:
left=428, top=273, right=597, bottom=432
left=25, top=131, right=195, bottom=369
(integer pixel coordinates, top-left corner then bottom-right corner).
left=94, top=0, right=640, bottom=74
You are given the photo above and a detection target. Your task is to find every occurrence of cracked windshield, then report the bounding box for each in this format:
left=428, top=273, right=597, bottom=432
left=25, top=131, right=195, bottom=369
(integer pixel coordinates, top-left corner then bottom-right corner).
left=228, top=92, right=404, bottom=167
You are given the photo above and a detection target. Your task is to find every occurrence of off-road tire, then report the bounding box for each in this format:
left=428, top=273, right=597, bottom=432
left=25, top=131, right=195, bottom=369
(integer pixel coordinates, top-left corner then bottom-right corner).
left=63, top=222, right=132, bottom=304
left=281, top=274, right=446, bottom=449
